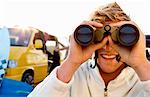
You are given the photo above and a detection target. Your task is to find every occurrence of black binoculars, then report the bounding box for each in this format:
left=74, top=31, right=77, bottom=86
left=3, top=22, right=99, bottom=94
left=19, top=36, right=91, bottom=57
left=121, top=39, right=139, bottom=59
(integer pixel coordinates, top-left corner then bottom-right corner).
left=74, top=23, right=140, bottom=47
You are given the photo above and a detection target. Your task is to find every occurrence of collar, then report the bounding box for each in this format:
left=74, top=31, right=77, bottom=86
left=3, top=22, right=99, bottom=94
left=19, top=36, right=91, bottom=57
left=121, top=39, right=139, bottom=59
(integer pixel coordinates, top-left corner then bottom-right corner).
left=88, top=59, right=137, bottom=88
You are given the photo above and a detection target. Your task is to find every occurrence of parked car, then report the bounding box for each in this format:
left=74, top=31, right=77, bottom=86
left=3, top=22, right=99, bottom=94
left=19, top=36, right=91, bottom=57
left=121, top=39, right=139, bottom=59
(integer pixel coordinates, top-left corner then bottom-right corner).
left=5, top=26, right=59, bottom=85
left=0, top=27, right=33, bottom=97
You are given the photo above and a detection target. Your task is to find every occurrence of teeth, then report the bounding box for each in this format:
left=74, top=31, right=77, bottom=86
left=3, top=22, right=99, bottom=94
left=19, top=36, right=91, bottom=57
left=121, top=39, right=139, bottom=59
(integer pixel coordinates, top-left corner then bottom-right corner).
left=102, top=55, right=116, bottom=59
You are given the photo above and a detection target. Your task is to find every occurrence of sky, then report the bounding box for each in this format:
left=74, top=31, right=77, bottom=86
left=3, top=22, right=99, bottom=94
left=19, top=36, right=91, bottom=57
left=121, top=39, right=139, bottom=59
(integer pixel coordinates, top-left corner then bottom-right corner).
left=1, top=0, right=150, bottom=45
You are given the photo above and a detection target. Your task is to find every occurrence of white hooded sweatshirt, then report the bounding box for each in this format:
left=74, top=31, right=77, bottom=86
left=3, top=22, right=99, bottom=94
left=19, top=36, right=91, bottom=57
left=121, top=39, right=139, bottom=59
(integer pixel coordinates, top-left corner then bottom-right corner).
left=28, top=60, right=150, bottom=97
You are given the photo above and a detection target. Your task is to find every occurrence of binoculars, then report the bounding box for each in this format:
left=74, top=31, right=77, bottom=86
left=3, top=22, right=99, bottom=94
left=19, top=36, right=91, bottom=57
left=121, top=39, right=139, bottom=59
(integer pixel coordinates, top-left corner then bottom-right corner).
left=74, top=23, right=140, bottom=47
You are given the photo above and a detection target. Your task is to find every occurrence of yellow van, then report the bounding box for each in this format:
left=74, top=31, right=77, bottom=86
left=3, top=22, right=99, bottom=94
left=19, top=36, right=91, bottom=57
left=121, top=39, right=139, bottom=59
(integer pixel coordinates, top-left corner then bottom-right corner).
left=5, top=26, right=55, bottom=85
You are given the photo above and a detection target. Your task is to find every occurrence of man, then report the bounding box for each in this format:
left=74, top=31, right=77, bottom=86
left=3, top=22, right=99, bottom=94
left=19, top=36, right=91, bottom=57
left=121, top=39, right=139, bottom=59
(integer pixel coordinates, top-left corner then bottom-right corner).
left=28, top=2, right=150, bottom=97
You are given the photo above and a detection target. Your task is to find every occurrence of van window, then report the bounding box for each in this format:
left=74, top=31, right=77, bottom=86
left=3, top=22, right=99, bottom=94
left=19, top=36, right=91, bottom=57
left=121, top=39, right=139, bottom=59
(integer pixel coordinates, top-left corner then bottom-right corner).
left=46, top=41, right=56, bottom=47
left=8, top=28, right=32, bottom=47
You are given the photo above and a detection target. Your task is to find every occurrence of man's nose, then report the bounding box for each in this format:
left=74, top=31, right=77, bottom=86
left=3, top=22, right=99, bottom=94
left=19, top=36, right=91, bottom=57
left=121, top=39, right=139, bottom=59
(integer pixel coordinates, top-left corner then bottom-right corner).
left=103, top=40, right=112, bottom=51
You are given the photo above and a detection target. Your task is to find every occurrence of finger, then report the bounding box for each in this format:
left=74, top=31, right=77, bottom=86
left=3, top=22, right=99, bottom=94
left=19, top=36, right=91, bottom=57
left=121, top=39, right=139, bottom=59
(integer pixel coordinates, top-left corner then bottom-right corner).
left=108, top=36, right=115, bottom=47
left=69, top=34, right=80, bottom=47
left=108, top=36, right=120, bottom=52
left=82, top=21, right=103, bottom=28
left=132, top=31, right=146, bottom=56
left=136, top=31, right=146, bottom=47
left=93, top=37, right=108, bottom=50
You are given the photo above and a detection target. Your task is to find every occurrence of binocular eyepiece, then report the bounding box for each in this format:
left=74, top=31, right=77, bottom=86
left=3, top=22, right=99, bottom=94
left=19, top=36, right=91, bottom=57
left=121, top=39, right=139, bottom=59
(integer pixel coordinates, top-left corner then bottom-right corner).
left=74, top=23, right=140, bottom=47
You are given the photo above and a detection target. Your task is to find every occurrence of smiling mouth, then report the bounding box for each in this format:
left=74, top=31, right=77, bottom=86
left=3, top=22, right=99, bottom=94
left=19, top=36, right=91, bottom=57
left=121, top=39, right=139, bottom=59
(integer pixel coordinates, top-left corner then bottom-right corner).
left=101, top=54, right=116, bottom=60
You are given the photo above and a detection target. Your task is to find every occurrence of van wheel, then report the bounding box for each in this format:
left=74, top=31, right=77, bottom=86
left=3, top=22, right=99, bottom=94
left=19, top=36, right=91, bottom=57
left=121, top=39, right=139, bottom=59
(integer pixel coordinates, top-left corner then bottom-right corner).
left=22, top=72, right=34, bottom=86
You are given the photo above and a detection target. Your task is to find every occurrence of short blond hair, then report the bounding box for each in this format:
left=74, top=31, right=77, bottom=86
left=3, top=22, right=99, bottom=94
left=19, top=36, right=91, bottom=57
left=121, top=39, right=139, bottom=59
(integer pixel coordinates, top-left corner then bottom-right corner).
left=90, top=2, right=131, bottom=24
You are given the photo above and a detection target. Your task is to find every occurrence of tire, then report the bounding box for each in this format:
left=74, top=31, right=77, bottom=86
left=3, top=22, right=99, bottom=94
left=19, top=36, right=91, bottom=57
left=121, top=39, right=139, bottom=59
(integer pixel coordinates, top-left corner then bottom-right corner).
left=22, top=72, right=34, bottom=86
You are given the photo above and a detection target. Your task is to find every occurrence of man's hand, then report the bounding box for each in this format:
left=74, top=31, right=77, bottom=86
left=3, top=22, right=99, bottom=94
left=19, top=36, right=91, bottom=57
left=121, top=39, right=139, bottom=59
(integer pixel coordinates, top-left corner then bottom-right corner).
left=57, top=21, right=108, bottom=83
left=110, top=21, right=150, bottom=81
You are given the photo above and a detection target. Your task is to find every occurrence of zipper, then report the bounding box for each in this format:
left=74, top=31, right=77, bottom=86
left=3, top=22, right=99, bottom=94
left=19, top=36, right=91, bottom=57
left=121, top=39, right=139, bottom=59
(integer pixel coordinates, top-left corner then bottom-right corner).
left=104, top=87, right=108, bottom=97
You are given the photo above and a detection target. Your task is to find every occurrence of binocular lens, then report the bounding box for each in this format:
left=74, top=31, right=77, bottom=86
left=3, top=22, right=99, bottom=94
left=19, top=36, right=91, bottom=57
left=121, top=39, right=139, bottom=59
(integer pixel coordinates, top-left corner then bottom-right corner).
left=74, top=25, right=94, bottom=46
left=118, top=24, right=139, bottom=46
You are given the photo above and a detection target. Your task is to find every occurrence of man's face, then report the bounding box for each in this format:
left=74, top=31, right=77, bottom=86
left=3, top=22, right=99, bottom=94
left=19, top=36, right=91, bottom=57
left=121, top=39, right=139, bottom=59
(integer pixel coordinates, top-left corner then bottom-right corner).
left=97, top=21, right=127, bottom=73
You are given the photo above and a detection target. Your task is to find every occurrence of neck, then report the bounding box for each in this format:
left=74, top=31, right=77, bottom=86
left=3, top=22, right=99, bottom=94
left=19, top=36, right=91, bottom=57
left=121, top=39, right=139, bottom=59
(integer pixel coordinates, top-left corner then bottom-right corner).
left=98, top=63, right=126, bottom=87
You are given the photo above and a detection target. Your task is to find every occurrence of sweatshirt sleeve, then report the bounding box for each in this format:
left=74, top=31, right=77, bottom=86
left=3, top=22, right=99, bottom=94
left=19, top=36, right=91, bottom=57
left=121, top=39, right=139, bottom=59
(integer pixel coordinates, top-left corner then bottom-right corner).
left=27, top=66, right=74, bottom=97
left=141, top=80, right=150, bottom=96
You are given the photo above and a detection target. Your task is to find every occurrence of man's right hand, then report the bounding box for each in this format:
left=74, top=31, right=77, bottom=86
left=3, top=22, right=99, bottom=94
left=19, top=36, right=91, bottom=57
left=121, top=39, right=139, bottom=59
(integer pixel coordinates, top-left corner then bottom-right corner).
left=57, top=21, right=108, bottom=83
